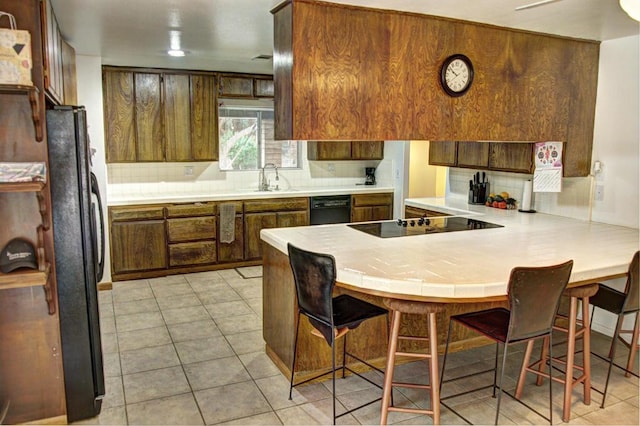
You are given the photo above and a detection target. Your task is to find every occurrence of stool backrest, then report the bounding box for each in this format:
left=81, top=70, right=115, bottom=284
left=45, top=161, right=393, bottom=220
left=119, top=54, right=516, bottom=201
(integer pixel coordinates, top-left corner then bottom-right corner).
left=287, top=243, right=336, bottom=344
left=507, top=260, right=573, bottom=342
left=622, top=251, right=640, bottom=313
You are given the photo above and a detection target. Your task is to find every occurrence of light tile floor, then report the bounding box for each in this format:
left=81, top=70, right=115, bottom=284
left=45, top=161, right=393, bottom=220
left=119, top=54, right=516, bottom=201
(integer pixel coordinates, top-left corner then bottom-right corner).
left=75, top=267, right=639, bottom=425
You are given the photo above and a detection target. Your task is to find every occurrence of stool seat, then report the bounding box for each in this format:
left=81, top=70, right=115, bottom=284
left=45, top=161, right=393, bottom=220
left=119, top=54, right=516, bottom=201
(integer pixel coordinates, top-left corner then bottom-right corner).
left=383, top=298, right=447, bottom=314
left=564, top=283, right=599, bottom=298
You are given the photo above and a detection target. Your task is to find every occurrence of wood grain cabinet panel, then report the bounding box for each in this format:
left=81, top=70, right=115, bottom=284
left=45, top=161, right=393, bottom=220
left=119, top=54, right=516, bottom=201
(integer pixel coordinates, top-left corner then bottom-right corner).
left=166, top=203, right=216, bottom=218
left=307, top=141, right=352, bottom=160
left=428, top=141, right=457, bottom=167
left=489, top=143, right=534, bottom=173
left=167, top=217, right=216, bottom=243
left=134, top=72, right=163, bottom=161
left=110, top=205, right=164, bottom=221
left=254, top=78, right=275, bottom=97
left=352, top=141, right=384, bottom=160
left=110, top=220, right=167, bottom=274
left=103, top=70, right=136, bottom=162
left=457, top=142, right=489, bottom=169
left=351, top=193, right=393, bottom=222
left=219, top=75, right=253, bottom=97
left=217, top=215, right=245, bottom=263
left=190, top=74, right=218, bottom=161
left=245, top=212, right=278, bottom=260
left=273, top=0, right=599, bottom=176
left=164, top=73, right=191, bottom=161
left=405, top=206, right=450, bottom=218
left=169, top=241, right=216, bottom=267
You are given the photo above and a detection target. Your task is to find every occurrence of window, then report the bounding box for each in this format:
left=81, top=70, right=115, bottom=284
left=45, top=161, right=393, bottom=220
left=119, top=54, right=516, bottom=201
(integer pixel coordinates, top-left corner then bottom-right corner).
left=218, top=99, right=299, bottom=171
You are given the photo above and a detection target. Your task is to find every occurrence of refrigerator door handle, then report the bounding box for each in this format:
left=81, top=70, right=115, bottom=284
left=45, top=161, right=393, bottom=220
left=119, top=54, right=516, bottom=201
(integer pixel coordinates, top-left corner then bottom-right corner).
left=90, top=172, right=105, bottom=283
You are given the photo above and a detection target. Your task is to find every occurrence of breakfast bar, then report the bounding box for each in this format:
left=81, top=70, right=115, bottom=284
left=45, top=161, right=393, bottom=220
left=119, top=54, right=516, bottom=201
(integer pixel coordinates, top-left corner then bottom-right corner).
left=260, top=199, right=639, bottom=382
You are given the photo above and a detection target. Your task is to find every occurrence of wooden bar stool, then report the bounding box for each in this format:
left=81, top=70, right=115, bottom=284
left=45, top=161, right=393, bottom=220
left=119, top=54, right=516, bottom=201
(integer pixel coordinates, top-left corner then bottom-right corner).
left=516, top=283, right=599, bottom=423
left=380, top=298, right=446, bottom=425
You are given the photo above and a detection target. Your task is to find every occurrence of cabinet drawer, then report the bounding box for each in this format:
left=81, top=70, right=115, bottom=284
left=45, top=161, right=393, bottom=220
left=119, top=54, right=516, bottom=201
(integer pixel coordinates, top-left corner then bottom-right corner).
left=167, top=217, right=216, bottom=242
left=169, top=241, right=216, bottom=267
left=244, top=197, right=309, bottom=213
left=110, top=206, right=165, bottom=221
left=166, top=203, right=216, bottom=218
left=352, top=193, right=393, bottom=207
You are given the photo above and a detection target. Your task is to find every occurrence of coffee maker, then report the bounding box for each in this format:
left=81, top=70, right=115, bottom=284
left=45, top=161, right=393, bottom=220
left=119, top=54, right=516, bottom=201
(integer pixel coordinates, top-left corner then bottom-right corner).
left=365, top=167, right=376, bottom=185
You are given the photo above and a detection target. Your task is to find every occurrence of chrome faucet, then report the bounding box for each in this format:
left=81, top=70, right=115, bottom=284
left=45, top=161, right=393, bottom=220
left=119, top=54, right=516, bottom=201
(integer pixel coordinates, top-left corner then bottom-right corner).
left=259, top=163, right=279, bottom=191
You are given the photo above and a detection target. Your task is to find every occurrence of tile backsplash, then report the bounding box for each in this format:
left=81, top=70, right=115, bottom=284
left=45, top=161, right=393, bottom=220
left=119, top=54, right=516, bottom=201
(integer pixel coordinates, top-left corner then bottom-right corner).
left=107, top=141, right=391, bottom=198
left=448, top=168, right=593, bottom=221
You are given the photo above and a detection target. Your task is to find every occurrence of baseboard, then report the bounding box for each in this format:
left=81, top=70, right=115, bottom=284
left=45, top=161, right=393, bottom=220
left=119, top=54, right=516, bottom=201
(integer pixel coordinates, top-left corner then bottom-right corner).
left=22, top=414, right=67, bottom=424
left=97, top=281, right=113, bottom=291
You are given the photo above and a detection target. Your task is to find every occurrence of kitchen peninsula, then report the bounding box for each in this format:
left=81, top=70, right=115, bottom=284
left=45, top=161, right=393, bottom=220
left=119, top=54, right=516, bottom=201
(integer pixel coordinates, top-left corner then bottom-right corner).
left=260, top=198, right=639, bottom=379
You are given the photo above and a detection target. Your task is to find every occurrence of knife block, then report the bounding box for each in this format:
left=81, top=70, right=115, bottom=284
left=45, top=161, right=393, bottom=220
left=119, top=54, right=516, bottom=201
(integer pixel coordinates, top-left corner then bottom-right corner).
left=468, top=182, right=489, bottom=205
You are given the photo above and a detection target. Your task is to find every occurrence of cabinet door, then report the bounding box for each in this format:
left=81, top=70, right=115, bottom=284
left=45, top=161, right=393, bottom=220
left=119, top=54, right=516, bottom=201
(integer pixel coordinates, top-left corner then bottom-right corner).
left=61, top=39, right=77, bottom=105
left=244, top=213, right=277, bottom=260
left=254, top=78, right=274, bottom=97
left=351, top=206, right=372, bottom=222
left=428, top=141, right=457, bottom=166
left=191, top=74, right=218, bottom=161
left=217, top=215, right=245, bottom=263
left=307, top=141, right=352, bottom=160
left=457, top=142, right=489, bottom=169
left=277, top=211, right=308, bottom=227
left=489, top=143, right=534, bottom=173
left=164, top=73, right=192, bottom=161
left=219, top=76, right=253, bottom=97
left=42, top=0, right=63, bottom=104
left=135, top=73, right=163, bottom=161
left=352, top=141, right=383, bottom=160
left=111, top=220, right=167, bottom=274
left=103, top=70, right=136, bottom=162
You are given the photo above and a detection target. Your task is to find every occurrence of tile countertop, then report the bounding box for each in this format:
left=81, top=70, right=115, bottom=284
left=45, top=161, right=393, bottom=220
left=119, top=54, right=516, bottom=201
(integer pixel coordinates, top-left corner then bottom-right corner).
left=106, top=185, right=394, bottom=206
left=260, top=197, right=639, bottom=300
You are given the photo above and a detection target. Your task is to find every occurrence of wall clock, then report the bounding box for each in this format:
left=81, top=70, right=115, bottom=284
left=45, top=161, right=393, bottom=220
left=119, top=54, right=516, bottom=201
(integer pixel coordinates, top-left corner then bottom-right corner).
left=440, top=54, right=474, bottom=97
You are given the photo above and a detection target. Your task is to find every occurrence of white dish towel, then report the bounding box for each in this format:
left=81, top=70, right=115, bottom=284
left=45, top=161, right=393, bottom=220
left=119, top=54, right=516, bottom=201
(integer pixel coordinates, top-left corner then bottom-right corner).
left=219, top=203, right=236, bottom=244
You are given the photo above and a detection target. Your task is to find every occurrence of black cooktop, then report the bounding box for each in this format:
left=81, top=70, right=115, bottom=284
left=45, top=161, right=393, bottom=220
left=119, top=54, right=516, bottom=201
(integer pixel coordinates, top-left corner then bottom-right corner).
left=348, top=217, right=503, bottom=238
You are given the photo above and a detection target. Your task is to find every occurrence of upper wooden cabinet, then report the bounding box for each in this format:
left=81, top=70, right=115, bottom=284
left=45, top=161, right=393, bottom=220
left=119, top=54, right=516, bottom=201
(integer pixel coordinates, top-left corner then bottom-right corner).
left=103, top=68, right=219, bottom=162
left=429, top=141, right=534, bottom=174
left=218, top=74, right=274, bottom=98
left=307, top=141, right=384, bottom=160
left=272, top=0, right=599, bottom=176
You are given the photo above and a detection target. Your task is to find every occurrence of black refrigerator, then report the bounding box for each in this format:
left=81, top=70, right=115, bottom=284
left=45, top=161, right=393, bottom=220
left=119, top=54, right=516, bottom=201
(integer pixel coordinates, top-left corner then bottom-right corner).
left=46, top=106, right=105, bottom=422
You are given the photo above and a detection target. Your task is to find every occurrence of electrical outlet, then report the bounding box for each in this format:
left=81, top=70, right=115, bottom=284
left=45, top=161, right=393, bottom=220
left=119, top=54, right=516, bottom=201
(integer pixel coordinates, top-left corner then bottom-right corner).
left=394, top=168, right=401, bottom=179
left=327, top=163, right=335, bottom=172
left=184, top=166, right=193, bottom=176
left=595, top=184, right=604, bottom=201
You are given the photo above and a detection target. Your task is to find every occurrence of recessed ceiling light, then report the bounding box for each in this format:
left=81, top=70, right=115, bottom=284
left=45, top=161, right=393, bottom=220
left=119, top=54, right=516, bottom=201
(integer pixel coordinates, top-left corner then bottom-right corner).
left=168, top=49, right=186, bottom=57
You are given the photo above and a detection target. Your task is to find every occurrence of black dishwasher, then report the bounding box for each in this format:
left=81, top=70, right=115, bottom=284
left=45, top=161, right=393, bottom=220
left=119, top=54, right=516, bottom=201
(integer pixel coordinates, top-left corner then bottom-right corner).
left=310, top=195, right=351, bottom=225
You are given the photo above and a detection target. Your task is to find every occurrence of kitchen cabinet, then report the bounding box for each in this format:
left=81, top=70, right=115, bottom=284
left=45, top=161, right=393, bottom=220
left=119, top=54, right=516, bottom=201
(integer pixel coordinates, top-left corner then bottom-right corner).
left=41, top=0, right=63, bottom=104
left=191, top=74, right=218, bottom=161
left=430, top=141, right=534, bottom=174
left=428, top=141, right=457, bottom=167
left=219, top=74, right=275, bottom=98
left=217, top=201, right=244, bottom=263
left=109, top=206, right=167, bottom=275
left=164, top=73, right=191, bottom=161
left=272, top=0, right=598, bottom=176
left=103, top=70, right=136, bottom=162
left=351, top=193, right=393, bottom=222
left=134, top=72, right=164, bottom=161
left=166, top=202, right=217, bottom=267
left=60, top=39, right=77, bottom=105
left=405, top=206, right=450, bottom=218
left=307, top=141, right=384, bottom=161
left=244, top=198, right=309, bottom=260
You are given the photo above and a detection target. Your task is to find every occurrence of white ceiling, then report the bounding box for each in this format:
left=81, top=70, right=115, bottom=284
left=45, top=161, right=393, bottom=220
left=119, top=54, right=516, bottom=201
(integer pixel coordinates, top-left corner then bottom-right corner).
left=50, top=0, right=639, bottom=75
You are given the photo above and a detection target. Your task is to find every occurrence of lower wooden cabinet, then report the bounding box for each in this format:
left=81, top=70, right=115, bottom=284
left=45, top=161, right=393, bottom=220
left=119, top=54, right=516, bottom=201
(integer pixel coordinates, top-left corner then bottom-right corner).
left=405, top=205, right=451, bottom=218
left=169, top=241, right=216, bottom=267
left=351, top=193, right=393, bottom=222
left=110, top=220, right=167, bottom=274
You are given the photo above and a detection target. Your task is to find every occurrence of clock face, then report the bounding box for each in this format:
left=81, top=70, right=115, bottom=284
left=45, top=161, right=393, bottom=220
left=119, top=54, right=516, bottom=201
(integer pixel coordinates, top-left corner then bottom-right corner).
left=441, top=54, right=474, bottom=97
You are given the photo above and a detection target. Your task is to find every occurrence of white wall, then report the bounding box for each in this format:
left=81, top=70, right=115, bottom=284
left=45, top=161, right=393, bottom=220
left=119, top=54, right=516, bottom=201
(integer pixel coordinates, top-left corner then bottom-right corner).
left=75, top=55, right=111, bottom=283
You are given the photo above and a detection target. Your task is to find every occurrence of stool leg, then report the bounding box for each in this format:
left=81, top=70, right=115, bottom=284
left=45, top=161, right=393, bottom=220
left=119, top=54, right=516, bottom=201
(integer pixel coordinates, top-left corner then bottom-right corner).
left=515, top=340, right=536, bottom=399
left=535, top=336, right=550, bottom=386
left=625, top=312, right=639, bottom=378
left=563, top=296, right=578, bottom=423
left=289, top=314, right=301, bottom=400
left=427, top=312, right=440, bottom=425
left=380, top=310, right=401, bottom=426
left=580, top=296, right=592, bottom=406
